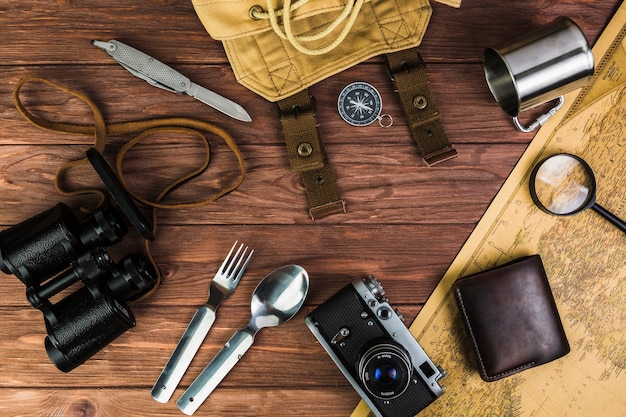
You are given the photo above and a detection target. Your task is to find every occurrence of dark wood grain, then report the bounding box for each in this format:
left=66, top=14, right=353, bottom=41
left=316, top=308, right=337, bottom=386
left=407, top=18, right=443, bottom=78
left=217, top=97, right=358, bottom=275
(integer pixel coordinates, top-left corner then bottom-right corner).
left=0, top=1, right=619, bottom=416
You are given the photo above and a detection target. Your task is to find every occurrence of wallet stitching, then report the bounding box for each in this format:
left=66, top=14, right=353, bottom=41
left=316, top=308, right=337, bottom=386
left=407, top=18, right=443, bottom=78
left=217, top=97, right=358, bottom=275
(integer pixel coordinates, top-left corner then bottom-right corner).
left=455, top=288, right=536, bottom=381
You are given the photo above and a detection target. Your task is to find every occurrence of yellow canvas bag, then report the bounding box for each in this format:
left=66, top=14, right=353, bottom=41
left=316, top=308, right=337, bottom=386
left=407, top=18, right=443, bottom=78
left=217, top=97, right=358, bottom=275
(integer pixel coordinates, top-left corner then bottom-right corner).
left=193, top=0, right=461, bottom=101
left=192, top=0, right=461, bottom=219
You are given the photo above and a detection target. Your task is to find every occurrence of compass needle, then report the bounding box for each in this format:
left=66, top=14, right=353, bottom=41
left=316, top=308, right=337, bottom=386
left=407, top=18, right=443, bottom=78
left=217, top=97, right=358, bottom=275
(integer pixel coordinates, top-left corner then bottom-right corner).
left=338, top=82, right=392, bottom=128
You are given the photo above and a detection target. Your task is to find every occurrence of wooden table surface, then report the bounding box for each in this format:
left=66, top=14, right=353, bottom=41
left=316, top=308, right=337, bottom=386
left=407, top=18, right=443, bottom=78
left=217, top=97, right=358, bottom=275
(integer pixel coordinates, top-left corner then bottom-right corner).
left=0, top=1, right=620, bottom=416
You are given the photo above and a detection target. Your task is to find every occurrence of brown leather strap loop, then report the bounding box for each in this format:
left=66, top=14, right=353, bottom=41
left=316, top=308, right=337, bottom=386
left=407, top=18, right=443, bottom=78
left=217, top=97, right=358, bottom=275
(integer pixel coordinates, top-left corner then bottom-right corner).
left=13, top=77, right=246, bottom=209
left=13, top=76, right=247, bottom=300
left=385, top=48, right=458, bottom=166
left=277, top=89, right=346, bottom=220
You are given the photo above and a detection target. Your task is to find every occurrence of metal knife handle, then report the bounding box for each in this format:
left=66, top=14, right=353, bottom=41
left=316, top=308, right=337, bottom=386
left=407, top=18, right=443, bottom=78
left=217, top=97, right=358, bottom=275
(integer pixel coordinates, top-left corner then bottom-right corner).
left=177, top=327, right=255, bottom=415
left=107, top=40, right=190, bottom=93
left=151, top=306, right=216, bottom=403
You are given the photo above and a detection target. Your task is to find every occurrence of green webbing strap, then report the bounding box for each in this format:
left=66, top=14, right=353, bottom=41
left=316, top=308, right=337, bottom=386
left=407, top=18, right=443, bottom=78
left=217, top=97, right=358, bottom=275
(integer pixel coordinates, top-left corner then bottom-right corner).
left=277, top=50, right=456, bottom=218
left=13, top=77, right=247, bottom=300
left=277, top=90, right=346, bottom=220
left=385, top=48, right=458, bottom=166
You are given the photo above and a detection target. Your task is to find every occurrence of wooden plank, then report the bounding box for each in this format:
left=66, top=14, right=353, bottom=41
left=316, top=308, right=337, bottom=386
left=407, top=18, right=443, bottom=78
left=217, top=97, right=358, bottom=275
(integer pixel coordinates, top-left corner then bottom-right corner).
left=0, top=224, right=472, bottom=307
left=0, top=387, right=360, bottom=417
left=2, top=64, right=525, bottom=145
left=0, top=1, right=620, bottom=417
left=0, top=1, right=613, bottom=64
left=0, top=142, right=523, bottom=225
left=0, top=305, right=421, bottom=387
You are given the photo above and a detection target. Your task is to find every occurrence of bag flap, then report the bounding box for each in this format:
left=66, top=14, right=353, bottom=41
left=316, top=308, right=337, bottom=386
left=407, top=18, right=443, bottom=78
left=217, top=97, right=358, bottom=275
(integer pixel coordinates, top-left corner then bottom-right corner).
left=222, top=0, right=433, bottom=101
left=192, top=0, right=461, bottom=41
left=192, top=0, right=364, bottom=40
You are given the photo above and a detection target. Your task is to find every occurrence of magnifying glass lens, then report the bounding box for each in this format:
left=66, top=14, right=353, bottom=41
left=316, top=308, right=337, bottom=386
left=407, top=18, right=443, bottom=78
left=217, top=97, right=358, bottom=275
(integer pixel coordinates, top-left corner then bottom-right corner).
left=531, top=154, right=595, bottom=215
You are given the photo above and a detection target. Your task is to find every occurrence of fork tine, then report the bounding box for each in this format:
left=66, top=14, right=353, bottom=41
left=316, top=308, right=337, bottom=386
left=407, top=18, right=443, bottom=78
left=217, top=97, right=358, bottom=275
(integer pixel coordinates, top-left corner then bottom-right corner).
left=219, top=241, right=254, bottom=280
left=227, top=245, right=246, bottom=276
left=233, top=249, right=254, bottom=283
left=225, top=243, right=244, bottom=276
left=219, top=241, right=241, bottom=275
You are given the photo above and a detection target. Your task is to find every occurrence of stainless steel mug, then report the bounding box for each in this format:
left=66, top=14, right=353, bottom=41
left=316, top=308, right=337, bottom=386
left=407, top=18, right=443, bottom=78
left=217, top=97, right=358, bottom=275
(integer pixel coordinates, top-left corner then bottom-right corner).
left=483, top=17, right=594, bottom=132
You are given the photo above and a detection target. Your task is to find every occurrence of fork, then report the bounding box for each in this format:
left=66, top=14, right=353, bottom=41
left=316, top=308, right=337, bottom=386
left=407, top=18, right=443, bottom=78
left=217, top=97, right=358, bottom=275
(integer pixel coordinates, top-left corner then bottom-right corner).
left=151, top=241, right=253, bottom=403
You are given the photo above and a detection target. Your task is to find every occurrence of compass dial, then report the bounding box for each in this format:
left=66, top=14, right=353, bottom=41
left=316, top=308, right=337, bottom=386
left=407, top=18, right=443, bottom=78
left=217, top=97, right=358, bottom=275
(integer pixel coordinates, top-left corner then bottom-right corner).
left=338, top=82, right=383, bottom=126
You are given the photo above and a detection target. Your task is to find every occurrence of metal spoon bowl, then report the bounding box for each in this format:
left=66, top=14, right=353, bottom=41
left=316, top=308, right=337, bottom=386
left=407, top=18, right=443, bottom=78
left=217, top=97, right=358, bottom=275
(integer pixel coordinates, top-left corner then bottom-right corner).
left=177, top=264, right=309, bottom=415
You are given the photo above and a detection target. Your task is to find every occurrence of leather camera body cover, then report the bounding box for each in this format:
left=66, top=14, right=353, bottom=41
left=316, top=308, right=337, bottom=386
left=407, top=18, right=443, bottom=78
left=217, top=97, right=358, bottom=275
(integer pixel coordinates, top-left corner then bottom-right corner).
left=452, top=255, right=570, bottom=382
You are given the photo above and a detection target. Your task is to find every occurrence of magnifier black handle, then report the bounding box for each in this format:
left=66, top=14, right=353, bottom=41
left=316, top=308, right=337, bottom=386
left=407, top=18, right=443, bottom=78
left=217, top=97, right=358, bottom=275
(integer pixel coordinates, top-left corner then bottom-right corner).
left=591, top=204, right=626, bottom=234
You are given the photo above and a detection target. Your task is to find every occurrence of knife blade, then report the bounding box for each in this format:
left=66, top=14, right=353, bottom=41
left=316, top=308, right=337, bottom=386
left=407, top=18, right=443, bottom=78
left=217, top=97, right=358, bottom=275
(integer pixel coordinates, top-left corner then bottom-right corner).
left=91, top=40, right=252, bottom=122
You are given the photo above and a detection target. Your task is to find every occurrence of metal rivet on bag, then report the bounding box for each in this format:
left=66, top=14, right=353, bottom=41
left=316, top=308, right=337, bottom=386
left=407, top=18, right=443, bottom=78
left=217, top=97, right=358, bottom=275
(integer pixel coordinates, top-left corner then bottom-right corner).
left=298, top=142, right=313, bottom=157
left=316, top=175, right=325, bottom=185
left=413, top=95, right=428, bottom=109
left=425, top=128, right=434, bottom=137
left=249, top=5, right=264, bottom=19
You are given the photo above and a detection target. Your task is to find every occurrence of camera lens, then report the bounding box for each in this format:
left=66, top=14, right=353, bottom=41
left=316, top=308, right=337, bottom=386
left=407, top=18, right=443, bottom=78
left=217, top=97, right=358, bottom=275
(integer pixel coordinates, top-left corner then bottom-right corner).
left=375, top=364, right=398, bottom=384
left=358, top=343, right=412, bottom=400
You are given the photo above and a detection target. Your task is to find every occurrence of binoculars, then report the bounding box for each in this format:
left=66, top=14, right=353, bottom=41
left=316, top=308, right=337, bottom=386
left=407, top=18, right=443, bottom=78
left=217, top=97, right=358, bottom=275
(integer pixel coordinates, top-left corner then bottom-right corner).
left=0, top=202, right=157, bottom=372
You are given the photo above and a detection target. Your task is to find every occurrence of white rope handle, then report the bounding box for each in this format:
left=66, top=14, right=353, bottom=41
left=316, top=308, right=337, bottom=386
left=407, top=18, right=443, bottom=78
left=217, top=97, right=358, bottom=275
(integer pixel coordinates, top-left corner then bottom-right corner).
left=251, top=0, right=364, bottom=55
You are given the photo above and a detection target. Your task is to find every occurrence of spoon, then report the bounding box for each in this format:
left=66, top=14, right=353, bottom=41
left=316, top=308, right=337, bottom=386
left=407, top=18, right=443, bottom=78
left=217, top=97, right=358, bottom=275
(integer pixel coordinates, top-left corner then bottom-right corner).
left=177, top=264, right=310, bottom=415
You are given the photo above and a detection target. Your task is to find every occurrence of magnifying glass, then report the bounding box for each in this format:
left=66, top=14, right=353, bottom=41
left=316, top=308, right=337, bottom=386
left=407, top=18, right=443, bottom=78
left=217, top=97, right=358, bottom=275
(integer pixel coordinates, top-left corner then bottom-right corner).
left=529, top=153, right=626, bottom=233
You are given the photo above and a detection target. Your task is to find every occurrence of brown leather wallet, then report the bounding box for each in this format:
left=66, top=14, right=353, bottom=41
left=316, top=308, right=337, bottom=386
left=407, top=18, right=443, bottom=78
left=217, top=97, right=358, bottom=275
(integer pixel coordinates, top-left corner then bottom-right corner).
left=452, top=255, right=570, bottom=382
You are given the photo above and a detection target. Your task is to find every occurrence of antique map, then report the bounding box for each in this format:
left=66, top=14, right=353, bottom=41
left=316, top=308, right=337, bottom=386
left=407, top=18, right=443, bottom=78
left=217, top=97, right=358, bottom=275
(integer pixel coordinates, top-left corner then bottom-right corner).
left=352, top=3, right=625, bottom=417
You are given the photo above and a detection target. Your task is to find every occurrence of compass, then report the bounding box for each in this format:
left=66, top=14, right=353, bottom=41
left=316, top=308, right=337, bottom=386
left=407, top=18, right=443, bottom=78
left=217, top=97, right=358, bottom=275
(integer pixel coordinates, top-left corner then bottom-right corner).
left=337, top=82, right=392, bottom=127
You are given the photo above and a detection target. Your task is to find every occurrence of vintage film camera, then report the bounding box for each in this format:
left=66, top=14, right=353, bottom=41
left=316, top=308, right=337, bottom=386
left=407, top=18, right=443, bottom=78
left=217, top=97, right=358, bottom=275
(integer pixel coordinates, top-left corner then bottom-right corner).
left=305, top=276, right=445, bottom=417
left=0, top=149, right=157, bottom=372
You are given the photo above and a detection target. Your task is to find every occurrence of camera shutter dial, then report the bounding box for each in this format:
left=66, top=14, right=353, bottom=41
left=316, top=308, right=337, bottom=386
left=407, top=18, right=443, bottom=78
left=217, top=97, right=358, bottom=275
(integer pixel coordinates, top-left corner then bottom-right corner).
left=377, top=306, right=393, bottom=320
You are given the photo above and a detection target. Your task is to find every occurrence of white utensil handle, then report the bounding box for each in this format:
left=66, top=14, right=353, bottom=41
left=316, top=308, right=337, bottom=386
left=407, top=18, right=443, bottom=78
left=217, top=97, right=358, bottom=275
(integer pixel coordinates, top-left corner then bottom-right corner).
left=177, top=328, right=254, bottom=415
left=151, top=306, right=216, bottom=403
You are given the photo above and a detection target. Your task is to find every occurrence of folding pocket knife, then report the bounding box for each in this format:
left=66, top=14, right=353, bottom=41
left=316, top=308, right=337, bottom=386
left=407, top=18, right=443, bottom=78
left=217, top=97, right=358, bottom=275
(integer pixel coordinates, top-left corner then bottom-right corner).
left=92, top=40, right=252, bottom=122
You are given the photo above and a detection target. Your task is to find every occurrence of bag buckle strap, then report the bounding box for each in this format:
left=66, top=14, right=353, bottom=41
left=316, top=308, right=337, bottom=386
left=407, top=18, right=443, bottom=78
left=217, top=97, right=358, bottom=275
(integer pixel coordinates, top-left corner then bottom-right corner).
left=385, top=49, right=426, bottom=82
left=278, top=90, right=323, bottom=172
left=385, top=48, right=458, bottom=166
left=278, top=89, right=346, bottom=220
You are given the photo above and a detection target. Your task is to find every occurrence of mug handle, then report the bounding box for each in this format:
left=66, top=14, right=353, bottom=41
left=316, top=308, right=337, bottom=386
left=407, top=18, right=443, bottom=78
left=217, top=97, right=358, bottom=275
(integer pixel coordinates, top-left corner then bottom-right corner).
left=513, top=95, right=565, bottom=133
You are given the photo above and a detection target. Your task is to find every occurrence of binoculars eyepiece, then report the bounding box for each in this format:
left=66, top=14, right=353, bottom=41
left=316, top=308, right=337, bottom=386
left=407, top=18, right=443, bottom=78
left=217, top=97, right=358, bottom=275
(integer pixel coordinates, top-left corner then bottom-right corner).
left=0, top=202, right=157, bottom=372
